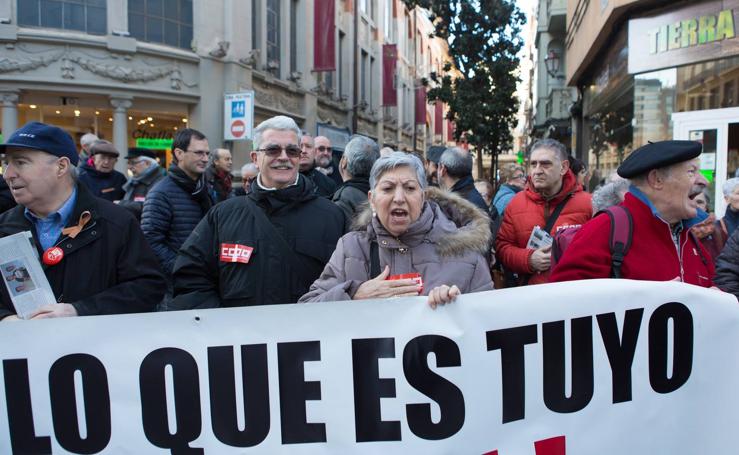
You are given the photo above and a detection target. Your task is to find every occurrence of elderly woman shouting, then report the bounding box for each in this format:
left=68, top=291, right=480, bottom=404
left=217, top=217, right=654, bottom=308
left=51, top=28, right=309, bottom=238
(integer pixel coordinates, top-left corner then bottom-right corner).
left=300, top=152, right=493, bottom=307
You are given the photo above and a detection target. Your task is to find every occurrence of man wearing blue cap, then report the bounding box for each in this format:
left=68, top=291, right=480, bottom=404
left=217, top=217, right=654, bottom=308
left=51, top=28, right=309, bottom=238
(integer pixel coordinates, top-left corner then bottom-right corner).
left=0, top=122, right=165, bottom=320
left=550, top=140, right=714, bottom=286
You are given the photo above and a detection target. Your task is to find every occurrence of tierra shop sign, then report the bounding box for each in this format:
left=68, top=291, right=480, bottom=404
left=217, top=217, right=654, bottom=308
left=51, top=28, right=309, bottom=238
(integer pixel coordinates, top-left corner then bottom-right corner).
left=629, top=0, right=739, bottom=74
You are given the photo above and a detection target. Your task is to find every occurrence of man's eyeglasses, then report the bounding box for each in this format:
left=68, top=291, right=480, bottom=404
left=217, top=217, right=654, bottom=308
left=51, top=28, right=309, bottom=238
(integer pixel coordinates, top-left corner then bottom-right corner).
left=255, top=145, right=302, bottom=158
left=316, top=146, right=331, bottom=152
left=185, top=149, right=210, bottom=158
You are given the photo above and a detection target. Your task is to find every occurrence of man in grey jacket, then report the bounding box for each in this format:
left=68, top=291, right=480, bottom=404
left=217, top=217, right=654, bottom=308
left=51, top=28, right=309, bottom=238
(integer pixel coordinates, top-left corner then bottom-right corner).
left=331, top=135, right=380, bottom=229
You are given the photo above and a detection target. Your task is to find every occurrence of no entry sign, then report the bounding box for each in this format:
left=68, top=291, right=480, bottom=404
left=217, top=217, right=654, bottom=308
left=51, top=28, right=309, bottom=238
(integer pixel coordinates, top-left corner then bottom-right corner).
left=223, top=92, right=254, bottom=141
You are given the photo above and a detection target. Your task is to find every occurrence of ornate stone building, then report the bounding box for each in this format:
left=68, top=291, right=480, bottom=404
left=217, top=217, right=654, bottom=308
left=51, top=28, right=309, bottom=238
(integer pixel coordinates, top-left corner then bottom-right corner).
left=0, top=0, right=453, bottom=173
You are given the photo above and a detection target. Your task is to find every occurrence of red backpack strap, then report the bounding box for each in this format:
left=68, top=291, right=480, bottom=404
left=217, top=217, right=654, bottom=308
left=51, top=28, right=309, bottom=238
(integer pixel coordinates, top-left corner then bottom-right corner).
left=595, top=206, right=633, bottom=278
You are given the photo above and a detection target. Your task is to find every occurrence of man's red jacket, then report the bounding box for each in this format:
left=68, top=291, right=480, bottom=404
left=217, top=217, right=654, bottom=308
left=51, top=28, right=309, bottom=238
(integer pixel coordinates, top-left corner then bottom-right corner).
left=549, top=192, right=714, bottom=287
left=495, top=170, right=592, bottom=285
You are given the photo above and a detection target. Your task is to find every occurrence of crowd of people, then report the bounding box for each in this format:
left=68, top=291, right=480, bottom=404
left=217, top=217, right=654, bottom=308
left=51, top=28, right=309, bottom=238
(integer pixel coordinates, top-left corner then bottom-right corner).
left=0, top=116, right=737, bottom=321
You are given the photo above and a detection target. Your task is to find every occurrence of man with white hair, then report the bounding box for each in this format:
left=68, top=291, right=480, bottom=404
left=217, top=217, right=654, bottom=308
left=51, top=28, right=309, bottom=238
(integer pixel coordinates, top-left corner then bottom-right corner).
left=551, top=140, right=713, bottom=286
left=171, top=115, right=346, bottom=309
left=438, top=146, right=489, bottom=212
left=118, top=147, right=165, bottom=220
left=204, top=147, right=234, bottom=203
left=234, top=162, right=259, bottom=196
left=79, top=132, right=99, bottom=163
left=332, top=135, right=380, bottom=227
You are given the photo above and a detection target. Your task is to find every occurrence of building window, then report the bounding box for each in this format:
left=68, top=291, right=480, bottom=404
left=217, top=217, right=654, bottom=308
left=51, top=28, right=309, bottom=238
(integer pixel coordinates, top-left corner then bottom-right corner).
left=252, top=0, right=261, bottom=51
left=383, top=0, right=394, bottom=42
left=290, top=0, right=298, bottom=75
left=266, top=0, right=281, bottom=76
left=128, top=0, right=193, bottom=50
left=361, top=50, right=368, bottom=104
left=369, top=56, right=375, bottom=110
left=339, top=31, right=346, bottom=99
left=18, top=0, right=107, bottom=35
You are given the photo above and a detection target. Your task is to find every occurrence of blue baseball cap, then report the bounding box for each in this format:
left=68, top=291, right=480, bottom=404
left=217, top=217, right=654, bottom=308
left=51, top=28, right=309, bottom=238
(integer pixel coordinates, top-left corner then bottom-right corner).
left=0, top=122, right=79, bottom=166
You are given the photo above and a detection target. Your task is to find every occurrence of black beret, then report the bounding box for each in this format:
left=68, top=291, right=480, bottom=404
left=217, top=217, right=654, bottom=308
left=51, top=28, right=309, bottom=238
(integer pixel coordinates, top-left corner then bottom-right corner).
left=125, top=147, right=157, bottom=160
left=617, top=140, right=702, bottom=178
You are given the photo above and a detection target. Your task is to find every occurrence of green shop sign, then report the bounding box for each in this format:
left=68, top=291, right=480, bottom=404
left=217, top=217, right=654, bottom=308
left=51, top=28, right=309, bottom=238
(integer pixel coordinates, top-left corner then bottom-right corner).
left=135, top=138, right=173, bottom=149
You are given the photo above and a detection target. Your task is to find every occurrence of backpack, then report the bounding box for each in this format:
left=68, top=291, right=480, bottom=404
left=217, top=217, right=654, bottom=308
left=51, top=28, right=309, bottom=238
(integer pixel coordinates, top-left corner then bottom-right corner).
left=551, top=205, right=633, bottom=278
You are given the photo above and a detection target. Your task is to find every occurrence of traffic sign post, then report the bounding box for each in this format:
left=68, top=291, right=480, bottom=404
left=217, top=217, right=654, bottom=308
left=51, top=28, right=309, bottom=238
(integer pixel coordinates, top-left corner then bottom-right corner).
left=223, top=92, right=254, bottom=141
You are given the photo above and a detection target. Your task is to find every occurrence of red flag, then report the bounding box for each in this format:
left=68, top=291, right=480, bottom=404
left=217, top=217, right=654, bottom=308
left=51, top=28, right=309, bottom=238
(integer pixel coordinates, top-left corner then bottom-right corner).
left=434, top=102, right=443, bottom=135
left=314, top=0, right=336, bottom=71
left=415, top=86, right=426, bottom=124
left=382, top=44, right=398, bottom=106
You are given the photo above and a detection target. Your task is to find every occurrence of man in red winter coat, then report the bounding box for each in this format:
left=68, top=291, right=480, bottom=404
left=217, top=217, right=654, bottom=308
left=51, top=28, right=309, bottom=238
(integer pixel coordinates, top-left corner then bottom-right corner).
left=495, top=139, right=592, bottom=285
left=550, top=140, right=714, bottom=287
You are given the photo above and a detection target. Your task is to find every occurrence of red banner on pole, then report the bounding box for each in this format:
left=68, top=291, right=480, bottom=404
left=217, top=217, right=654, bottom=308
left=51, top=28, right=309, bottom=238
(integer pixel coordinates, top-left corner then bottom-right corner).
left=314, top=0, right=336, bottom=71
left=415, top=86, right=426, bottom=124
left=382, top=44, right=398, bottom=106
left=434, top=102, right=443, bottom=135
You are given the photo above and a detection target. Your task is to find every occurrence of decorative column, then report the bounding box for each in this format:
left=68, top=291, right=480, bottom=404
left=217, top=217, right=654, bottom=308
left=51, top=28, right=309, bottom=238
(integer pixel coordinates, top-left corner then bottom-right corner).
left=110, top=96, right=132, bottom=174
left=1, top=90, right=19, bottom=140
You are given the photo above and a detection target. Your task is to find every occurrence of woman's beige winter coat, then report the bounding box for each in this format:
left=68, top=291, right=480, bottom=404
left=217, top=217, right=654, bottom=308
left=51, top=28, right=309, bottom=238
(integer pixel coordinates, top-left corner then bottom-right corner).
left=299, top=187, right=493, bottom=302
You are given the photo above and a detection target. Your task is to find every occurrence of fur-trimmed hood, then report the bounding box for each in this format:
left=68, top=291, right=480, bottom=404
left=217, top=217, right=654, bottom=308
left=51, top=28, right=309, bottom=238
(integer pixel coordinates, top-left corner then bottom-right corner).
left=352, top=186, right=491, bottom=257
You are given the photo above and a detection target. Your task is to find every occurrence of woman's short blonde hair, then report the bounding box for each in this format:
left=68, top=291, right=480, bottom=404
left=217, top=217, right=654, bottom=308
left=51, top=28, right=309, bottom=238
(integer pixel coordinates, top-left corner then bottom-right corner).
left=499, top=163, right=524, bottom=182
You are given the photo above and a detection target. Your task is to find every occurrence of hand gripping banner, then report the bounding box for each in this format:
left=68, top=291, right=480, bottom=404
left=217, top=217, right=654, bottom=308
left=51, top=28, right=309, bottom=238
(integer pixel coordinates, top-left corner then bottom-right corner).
left=0, top=280, right=737, bottom=454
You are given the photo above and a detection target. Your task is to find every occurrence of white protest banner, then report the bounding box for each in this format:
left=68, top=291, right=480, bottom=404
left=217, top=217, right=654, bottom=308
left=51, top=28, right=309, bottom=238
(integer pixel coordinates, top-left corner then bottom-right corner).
left=0, top=280, right=738, bottom=454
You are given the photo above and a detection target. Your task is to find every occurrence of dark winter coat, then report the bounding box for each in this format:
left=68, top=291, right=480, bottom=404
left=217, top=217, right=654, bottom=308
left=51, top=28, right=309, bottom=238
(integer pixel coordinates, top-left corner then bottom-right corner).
left=170, top=174, right=346, bottom=309
left=450, top=175, right=489, bottom=213
left=141, top=171, right=210, bottom=276
left=204, top=165, right=233, bottom=203
left=713, top=226, right=739, bottom=297
left=302, top=168, right=338, bottom=198
left=118, top=165, right=166, bottom=220
left=332, top=177, right=370, bottom=229
left=300, top=187, right=493, bottom=302
left=77, top=162, right=127, bottom=202
left=0, top=175, right=16, bottom=214
left=0, top=183, right=165, bottom=318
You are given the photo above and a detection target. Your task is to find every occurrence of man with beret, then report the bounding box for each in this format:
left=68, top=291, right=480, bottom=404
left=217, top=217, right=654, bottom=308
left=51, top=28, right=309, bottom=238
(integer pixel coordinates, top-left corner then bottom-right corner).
left=550, top=140, right=714, bottom=286
left=118, top=147, right=165, bottom=220
left=0, top=122, right=165, bottom=320
left=77, top=139, right=127, bottom=202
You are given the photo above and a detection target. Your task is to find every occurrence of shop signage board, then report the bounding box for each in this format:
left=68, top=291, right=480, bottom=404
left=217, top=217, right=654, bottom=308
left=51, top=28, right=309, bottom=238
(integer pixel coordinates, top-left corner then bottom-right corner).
left=223, top=92, right=254, bottom=141
left=135, top=138, right=173, bottom=149
left=629, top=0, right=739, bottom=74
left=0, top=280, right=737, bottom=454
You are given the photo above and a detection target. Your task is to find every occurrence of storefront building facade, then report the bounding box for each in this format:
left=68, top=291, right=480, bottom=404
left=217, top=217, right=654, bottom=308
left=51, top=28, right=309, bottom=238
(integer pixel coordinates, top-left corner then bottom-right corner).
left=0, top=0, right=455, bottom=175
left=568, top=0, right=739, bottom=214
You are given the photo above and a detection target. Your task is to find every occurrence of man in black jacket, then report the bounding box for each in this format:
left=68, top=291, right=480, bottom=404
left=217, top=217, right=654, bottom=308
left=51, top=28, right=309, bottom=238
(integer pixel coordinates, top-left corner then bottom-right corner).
left=118, top=147, right=165, bottom=220
left=332, top=135, right=379, bottom=229
left=299, top=132, right=338, bottom=198
left=77, top=140, right=128, bottom=202
left=170, top=115, right=346, bottom=309
left=0, top=122, right=165, bottom=320
left=438, top=146, right=489, bottom=213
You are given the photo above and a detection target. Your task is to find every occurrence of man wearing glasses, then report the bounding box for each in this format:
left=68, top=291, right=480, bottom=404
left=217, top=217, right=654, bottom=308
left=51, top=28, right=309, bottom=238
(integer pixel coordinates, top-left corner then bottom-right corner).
left=314, top=135, right=343, bottom=186
left=141, top=128, right=213, bottom=305
left=170, top=115, right=346, bottom=309
left=299, top=132, right=338, bottom=198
